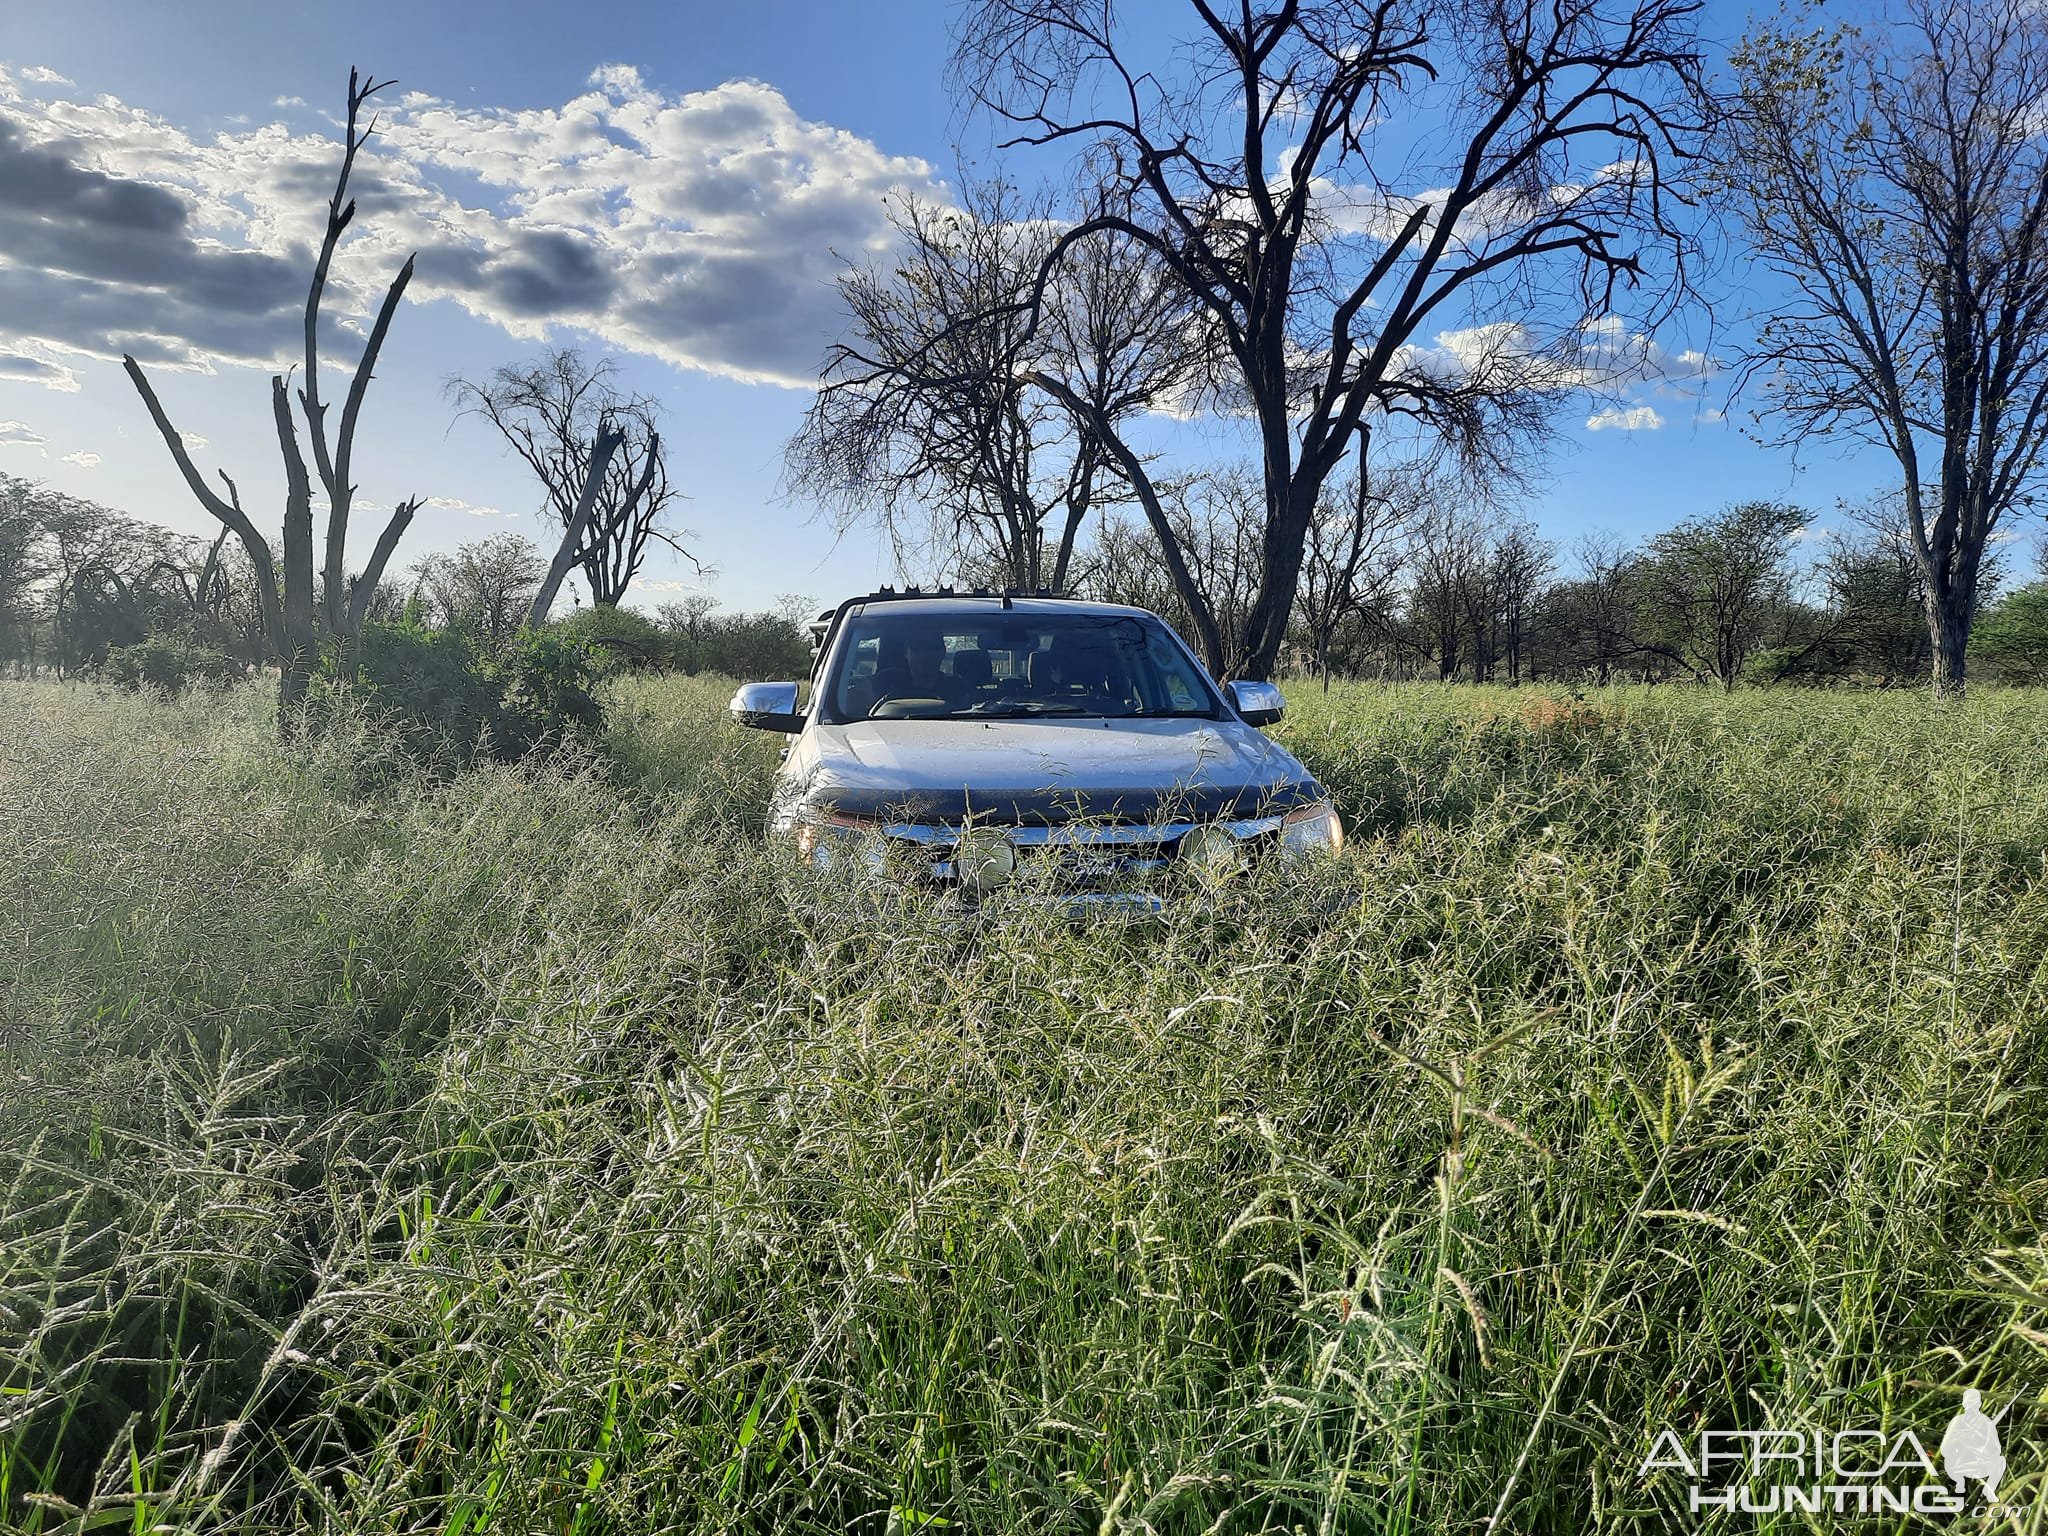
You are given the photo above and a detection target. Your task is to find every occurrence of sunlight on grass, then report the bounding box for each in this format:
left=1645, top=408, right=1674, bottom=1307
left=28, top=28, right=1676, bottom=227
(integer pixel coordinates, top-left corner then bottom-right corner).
left=3, top=675, right=2046, bottom=1531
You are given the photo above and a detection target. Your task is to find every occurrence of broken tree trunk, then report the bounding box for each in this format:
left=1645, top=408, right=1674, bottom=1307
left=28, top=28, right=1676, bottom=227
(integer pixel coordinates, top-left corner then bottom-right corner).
left=529, top=422, right=626, bottom=627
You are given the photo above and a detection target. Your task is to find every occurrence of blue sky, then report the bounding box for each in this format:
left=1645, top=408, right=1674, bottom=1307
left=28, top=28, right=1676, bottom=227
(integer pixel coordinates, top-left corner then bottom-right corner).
left=0, top=0, right=1940, bottom=613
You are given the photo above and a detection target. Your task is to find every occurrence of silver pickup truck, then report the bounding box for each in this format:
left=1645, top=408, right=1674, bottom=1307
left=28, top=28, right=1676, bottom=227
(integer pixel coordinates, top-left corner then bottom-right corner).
left=729, top=590, right=1345, bottom=913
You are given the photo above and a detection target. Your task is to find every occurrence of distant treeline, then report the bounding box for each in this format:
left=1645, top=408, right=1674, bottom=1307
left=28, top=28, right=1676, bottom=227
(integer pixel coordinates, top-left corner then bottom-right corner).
left=6, top=471, right=2046, bottom=694
left=0, top=478, right=810, bottom=687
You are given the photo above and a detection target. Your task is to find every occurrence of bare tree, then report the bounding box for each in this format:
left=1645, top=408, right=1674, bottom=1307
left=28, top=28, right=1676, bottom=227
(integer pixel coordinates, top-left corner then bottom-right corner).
left=1726, top=0, right=2048, bottom=695
left=410, top=534, right=547, bottom=653
left=789, top=177, right=1200, bottom=592
left=1295, top=441, right=1413, bottom=688
left=1489, top=522, right=1555, bottom=683
left=452, top=349, right=690, bottom=608
left=955, top=0, right=1710, bottom=676
left=124, top=69, right=421, bottom=725
left=1407, top=505, right=1487, bottom=681
left=1546, top=531, right=1647, bottom=684
left=1071, top=464, right=1267, bottom=660
left=131, top=72, right=418, bottom=710
left=528, top=419, right=626, bottom=626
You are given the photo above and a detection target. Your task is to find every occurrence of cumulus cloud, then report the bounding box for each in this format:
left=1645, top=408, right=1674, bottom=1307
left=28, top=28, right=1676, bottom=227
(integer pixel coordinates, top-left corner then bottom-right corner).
left=1384, top=316, right=1715, bottom=407
left=0, top=110, right=304, bottom=369
left=21, top=66, right=72, bottom=87
left=0, top=419, right=46, bottom=448
left=0, top=65, right=943, bottom=388
left=59, top=449, right=100, bottom=466
left=1585, top=404, right=1664, bottom=431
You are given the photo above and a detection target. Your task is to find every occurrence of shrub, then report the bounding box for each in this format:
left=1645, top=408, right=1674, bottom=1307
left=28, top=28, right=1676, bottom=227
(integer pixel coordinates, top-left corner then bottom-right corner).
left=1973, top=583, right=2048, bottom=683
left=349, top=617, right=603, bottom=768
left=498, top=625, right=606, bottom=747
left=546, top=604, right=680, bottom=676
left=679, top=609, right=812, bottom=679
left=99, top=634, right=245, bottom=693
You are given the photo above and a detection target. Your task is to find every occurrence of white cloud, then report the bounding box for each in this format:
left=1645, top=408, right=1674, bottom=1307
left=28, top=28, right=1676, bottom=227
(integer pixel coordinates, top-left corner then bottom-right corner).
left=1575, top=315, right=1720, bottom=391
left=180, top=430, right=207, bottom=448
left=1585, top=404, right=1665, bottom=432
left=0, top=419, right=46, bottom=448
left=1379, top=315, right=1718, bottom=410
left=21, top=67, right=72, bottom=87
left=0, top=65, right=944, bottom=387
left=0, top=345, right=79, bottom=391
left=272, top=95, right=306, bottom=108
left=423, top=494, right=510, bottom=518
left=59, top=449, right=100, bottom=466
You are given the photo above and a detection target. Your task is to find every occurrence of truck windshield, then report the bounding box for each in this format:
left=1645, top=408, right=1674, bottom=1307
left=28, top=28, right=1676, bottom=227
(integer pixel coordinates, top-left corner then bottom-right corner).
left=822, top=610, right=1224, bottom=724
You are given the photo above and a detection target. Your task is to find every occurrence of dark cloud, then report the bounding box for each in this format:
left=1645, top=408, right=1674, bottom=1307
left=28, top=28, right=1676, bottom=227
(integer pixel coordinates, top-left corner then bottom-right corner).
left=0, top=259, right=298, bottom=369
left=621, top=250, right=840, bottom=383
left=0, top=72, right=944, bottom=387
left=0, top=113, right=303, bottom=367
left=0, top=116, right=185, bottom=235
left=474, top=228, right=617, bottom=317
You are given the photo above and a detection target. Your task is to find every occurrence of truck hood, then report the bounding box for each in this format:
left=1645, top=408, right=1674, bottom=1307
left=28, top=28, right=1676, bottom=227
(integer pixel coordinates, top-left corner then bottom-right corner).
left=790, top=715, right=1324, bottom=825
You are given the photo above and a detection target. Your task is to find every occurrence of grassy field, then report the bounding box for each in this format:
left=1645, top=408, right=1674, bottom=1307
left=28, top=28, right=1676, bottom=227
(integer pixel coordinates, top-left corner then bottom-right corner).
left=3, top=675, right=2047, bottom=1533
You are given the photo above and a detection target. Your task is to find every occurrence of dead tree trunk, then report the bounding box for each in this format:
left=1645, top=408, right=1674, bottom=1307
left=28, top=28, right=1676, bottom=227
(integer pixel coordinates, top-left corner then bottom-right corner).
left=122, top=68, right=421, bottom=737
left=529, top=423, right=626, bottom=628
left=274, top=377, right=318, bottom=721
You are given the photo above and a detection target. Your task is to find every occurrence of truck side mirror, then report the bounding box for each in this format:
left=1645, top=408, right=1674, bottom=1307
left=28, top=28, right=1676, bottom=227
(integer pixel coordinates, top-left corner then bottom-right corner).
left=1225, top=678, right=1285, bottom=727
left=729, top=681, right=804, bottom=733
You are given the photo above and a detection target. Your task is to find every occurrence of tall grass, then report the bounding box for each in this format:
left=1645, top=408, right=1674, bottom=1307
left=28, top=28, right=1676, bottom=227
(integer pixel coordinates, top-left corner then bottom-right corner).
left=3, top=675, right=2046, bottom=1532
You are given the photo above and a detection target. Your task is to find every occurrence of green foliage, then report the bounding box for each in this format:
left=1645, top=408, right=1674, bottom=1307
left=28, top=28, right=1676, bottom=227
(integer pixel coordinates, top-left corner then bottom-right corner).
left=1638, top=501, right=1810, bottom=687
left=98, top=635, right=245, bottom=693
left=677, top=608, right=812, bottom=679
left=499, top=624, right=606, bottom=741
left=5, top=679, right=2048, bottom=1531
left=1739, top=643, right=1812, bottom=686
left=347, top=616, right=604, bottom=768
left=546, top=603, right=680, bottom=676
left=656, top=599, right=815, bottom=679
left=1973, top=582, right=2048, bottom=683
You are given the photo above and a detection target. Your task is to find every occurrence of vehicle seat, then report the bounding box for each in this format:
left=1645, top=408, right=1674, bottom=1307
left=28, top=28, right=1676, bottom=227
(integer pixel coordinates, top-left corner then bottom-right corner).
left=1034, top=634, right=1113, bottom=699
left=950, top=647, right=993, bottom=694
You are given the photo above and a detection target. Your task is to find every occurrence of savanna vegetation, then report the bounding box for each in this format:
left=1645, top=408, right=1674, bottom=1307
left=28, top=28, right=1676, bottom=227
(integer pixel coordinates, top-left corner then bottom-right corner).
left=5, top=672, right=2045, bottom=1533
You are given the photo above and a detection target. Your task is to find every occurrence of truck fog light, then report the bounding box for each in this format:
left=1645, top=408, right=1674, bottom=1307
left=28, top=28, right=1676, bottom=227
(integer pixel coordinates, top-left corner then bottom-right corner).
left=955, top=829, right=1016, bottom=893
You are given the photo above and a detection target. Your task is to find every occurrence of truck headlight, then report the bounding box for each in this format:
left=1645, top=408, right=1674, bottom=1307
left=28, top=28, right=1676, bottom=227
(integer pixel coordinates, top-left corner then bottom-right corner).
left=1178, top=824, right=1246, bottom=883
left=1278, top=801, right=1344, bottom=859
left=954, top=829, right=1017, bottom=893
left=794, top=813, right=882, bottom=871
